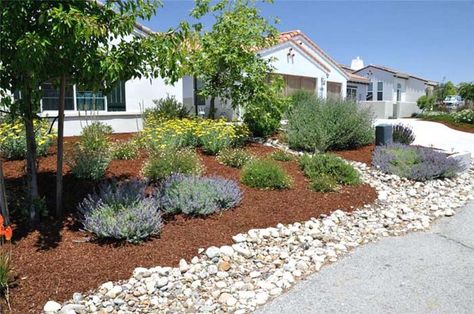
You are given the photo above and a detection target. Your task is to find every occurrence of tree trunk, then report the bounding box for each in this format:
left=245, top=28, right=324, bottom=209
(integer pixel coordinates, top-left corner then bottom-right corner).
left=56, top=76, right=66, bottom=218
left=0, top=159, right=10, bottom=226
left=24, top=88, right=40, bottom=224
left=208, top=96, right=216, bottom=119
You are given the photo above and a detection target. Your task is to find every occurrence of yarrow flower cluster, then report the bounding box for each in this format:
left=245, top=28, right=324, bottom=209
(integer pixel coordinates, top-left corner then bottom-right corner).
left=0, top=119, right=56, bottom=160
left=452, top=109, right=474, bottom=124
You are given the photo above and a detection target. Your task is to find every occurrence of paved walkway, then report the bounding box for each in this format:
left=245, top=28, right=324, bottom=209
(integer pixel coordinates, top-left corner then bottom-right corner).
left=375, top=118, right=474, bottom=155
left=257, top=201, right=474, bottom=314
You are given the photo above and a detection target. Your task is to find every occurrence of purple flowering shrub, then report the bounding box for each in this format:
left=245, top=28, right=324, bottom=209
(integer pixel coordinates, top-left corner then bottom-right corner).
left=373, top=144, right=461, bottom=181
left=78, top=180, right=163, bottom=243
left=160, top=174, right=242, bottom=216
left=392, top=124, right=415, bottom=145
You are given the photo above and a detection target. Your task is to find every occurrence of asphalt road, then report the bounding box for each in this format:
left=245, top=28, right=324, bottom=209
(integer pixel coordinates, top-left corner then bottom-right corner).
left=256, top=201, right=474, bottom=314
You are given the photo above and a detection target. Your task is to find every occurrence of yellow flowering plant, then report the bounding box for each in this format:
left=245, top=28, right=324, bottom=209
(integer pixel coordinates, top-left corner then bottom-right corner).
left=139, top=118, right=249, bottom=155
left=0, top=119, right=56, bottom=160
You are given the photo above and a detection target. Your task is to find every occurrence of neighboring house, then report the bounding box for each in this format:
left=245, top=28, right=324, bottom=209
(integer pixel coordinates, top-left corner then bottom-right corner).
left=183, top=30, right=351, bottom=119
left=352, top=63, right=437, bottom=118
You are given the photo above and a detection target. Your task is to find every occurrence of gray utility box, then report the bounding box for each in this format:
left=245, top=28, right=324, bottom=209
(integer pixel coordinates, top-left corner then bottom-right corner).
left=375, top=124, right=393, bottom=146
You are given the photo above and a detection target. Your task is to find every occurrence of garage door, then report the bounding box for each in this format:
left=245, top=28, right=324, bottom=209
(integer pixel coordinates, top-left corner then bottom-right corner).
left=282, top=74, right=316, bottom=96
left=327, top=81, right=342, bottom=100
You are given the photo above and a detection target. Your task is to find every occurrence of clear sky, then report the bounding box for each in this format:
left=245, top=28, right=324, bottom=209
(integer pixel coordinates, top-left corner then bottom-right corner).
left=141, top=0, right=474, bottom=84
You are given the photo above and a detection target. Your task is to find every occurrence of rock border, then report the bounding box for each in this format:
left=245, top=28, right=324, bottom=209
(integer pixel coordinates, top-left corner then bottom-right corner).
left=45, top=148, right=474, bottom=314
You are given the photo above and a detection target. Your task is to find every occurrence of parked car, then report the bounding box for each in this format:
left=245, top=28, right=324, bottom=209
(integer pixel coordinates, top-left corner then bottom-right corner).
left=443, top=95, right=464, bottom=110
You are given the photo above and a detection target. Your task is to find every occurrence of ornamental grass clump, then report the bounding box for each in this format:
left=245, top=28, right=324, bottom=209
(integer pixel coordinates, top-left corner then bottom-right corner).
left=0, top=119, right=55, bottom=160
left=372, top=144, right=462, bottom=181
left=217, top=148, right=253, bottom=168
left=0, top=214, right=14, bottom=297
left=160, top=174, right=242, bottom=216
left=299, top=153, right=361, bottom=192
left=142, top=148, right=203, bottom=182
left=241, top=159, right=292, bottom=189
left=78, top=180, right=162, bottom=244
left=392, top=124, right=415, bottom=145
left=286, top=91, right=374, bottom=152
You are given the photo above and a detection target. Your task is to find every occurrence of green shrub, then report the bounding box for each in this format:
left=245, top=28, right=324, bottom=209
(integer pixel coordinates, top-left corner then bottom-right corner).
left=217, top=148, right=253, bottom=168
left=243, top=82, right=288, bottom=137
left=80, top=122, right=113, bottom=151
left=142, top=148, right=203, bottom=181
left=199, top=127, right=234, bottom=155
left=309, top=174, right=338, bottom=192
left=287, top=91, right=374, bottom=152
left=111, top=140, right=139, bottom=160
left=68, top=122, right=112, bottom=179
left=144, top=95, right=189, bottom=125
left=241, top=159, right=291, bottom=189
left=68, top=145, right=111, bottom=180
left=269, top=150, right=293, bottom=162
left=299, top=153, right=361, bottom=191
left=416, top=95, right=436, bottom=111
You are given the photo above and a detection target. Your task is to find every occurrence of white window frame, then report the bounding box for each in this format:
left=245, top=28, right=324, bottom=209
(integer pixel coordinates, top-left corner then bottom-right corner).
left=377, top=81, right=383, bottom=101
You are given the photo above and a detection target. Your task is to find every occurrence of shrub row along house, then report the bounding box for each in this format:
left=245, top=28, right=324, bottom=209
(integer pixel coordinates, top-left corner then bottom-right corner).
left=7, top=27, right=437, bottom=135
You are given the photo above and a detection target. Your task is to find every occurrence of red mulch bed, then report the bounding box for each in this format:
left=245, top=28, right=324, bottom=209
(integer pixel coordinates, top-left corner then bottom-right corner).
left=2, top=136, right=376, bottom=313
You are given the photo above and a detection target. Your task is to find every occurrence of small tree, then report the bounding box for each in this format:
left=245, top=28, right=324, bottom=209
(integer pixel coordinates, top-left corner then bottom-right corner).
left=190, top=0, right=284, bottom=127
left=434, top=81, right=457, bottom=101
left=458, top=82, right=474, bottom=102
left=0, top=0, right=194, bottom=222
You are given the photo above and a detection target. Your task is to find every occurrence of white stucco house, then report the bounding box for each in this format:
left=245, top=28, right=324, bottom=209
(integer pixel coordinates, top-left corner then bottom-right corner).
left=183, top=30, right=352, bottom=119
left=348, top=61, right=437, bottom=118
left=6, top=25, right=437, bottom=135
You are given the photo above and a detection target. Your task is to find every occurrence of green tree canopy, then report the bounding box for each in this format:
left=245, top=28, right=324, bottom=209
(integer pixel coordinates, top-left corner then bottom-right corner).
left=189, top=0, right=282, bottom=119
left=458, top=82, right=474, bottom=101
left=0, top=0, right=194, bottom=222
left=434, top=81, right=457, bottom=101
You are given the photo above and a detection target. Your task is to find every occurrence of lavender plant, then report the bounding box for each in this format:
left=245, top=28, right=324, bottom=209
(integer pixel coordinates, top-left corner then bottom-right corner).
left=160, top=174, right=242, bottom=216
left=373, top=144, right=462, bottom=181
left=78, top=180, right=163, bottom=243
left=392, top=124, right=416, bottom=145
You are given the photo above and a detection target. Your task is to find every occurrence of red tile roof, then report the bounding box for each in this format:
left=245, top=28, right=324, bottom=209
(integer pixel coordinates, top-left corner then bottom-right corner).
left=277, top=30, right=349, bottom=79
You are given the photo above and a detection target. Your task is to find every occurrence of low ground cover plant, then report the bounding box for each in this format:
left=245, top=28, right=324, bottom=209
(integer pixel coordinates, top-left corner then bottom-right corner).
left=139, top=118, right=249, bottom=155
left=160, top=174, right=242, bottom=216
left=0, top=119, right=55, bottom=160
left=68, top=122, right=112, bottom=180
left=111, top=140, right=139, bottom=160
left=142, top=148, right=203, bottom=182
left=299, top=153, right=361, bottom=192
left=269, top=150, right=293, bottom=162
left=373, top=144, right=461, bottom=181
left=286, top=91, right=374, bottom=152
left=241, top=159, right=291, bottom=189
left=79, top=180, right=163, bottom=244
left=392, top=124, right=415, bottom=145
left=217, top=148, right=253, bottom=168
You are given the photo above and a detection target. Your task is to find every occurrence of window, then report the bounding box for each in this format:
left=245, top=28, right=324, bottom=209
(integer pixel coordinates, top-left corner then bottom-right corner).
left=377, top=82, right=383, bottom=101
left=396, top=83, right=402, bottom=102
left=366, top=82, right=373, bottom=101
left=107, top=81, right=126, bottom=112
left=41, top=82, right=74, bottom=110
left=194, top=78, right=206, bottom=107
left=346, top=86, right=357, bottom=101
left=76, top=89, right=105, bottom=111
left=282, top=74, right=316, bottom=96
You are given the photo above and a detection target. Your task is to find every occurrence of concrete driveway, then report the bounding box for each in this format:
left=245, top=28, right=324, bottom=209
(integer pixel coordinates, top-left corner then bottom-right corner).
left=256, top=201, right=474, bottom=314
left=375, top=118, right=474, bottom=155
